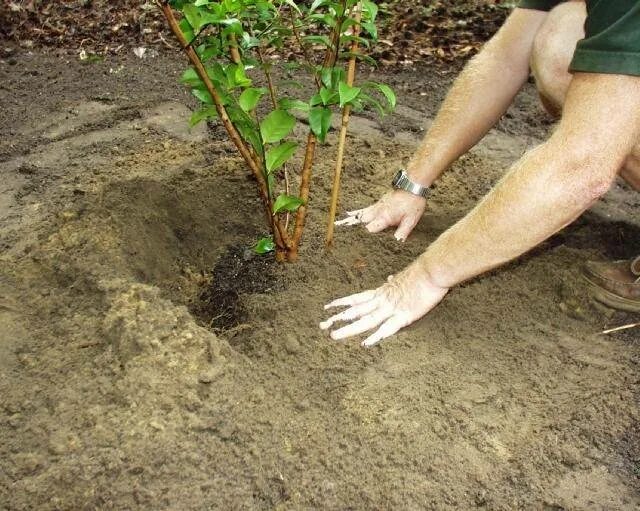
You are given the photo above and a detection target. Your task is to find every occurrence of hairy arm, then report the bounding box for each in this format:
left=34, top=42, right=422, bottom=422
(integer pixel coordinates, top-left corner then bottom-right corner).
left=420, top=72, right=640, bottom=287
left=407, top=7, right=548, bottom=186
left=323, top=72, right=640, bottom=346
left=341, top=8, right=548, bottom=240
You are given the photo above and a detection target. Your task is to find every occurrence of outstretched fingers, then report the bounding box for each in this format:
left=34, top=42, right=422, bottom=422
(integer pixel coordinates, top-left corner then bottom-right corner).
left=330, top=306, right=393, bottom=340
left=361, top=314, right=409, bottom=347
left=335, top=206, right=376, bottom=227
left=324, top=289, right=376, bottom=310
left=319, top=298, right=381, bottom=330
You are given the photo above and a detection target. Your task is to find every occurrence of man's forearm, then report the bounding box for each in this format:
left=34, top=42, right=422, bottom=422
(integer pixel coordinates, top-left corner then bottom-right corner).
left=417, top=73, right=640, bottom=289
left=408, top=8, right=547, bottom=187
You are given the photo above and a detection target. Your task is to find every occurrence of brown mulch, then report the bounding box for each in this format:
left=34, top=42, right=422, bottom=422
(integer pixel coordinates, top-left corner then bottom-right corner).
left=0, top=0, right=511, bottom=65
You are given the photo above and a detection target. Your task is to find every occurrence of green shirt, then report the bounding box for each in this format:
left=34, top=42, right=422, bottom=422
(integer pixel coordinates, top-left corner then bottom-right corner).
left=518, top=0, right=640, bottom=76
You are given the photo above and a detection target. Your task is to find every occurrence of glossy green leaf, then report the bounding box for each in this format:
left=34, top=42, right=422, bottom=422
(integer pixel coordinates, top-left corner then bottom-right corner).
left=303, top=35, right=332, bottom=48
left=178, top=18, right=195, bottom=45
left=359, top=92, right=385, bottom=116
left=266, top=141, right=298, bottom=173
left=319, top=87, right=338, bottom=106
left=338, top=82, right=361, bottom=107
left=309, top=0, right=329, bottom=12
left=279, top=98, right=310, bottom=112
left=373, top=82, right=396, bottom=109
left=259, top=109, right=295, bottom=144
left=362, top=0, right=379, bottom=21
left=280, top=0, right=301, bottom=14
left=309, top=106, right=332, bottom=143
left=181, top=68, right=202, bottom=87
left=192, top=88, right=214, bottom=104
left=272, top=194, right=304, bottom=214
left=239, top=87, right=267, bottom=112
left=189, top=106, right=218, bottom=127
left=361, top=21, right=378, bottom=40
left=254, top=236, right=275, bottom=254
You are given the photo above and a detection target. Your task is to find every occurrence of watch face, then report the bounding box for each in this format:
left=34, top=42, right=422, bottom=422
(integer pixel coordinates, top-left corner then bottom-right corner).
left=392, top=170, right=403, bottom=186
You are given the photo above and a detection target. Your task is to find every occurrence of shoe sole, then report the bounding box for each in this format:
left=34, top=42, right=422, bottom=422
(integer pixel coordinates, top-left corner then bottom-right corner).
left=583, top=275, right=640, bottom=313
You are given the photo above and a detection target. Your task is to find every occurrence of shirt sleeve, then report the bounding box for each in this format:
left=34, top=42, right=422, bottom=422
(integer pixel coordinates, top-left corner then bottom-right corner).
left=570, top=2, right=640, bottom=77
left=517, top=0, right=564, bottom=11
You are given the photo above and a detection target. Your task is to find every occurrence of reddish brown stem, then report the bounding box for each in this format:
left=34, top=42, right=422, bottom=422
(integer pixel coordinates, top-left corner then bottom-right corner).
left=326, top=3, right=362, bottom=246
left=288, top=131, right=317, bottom=261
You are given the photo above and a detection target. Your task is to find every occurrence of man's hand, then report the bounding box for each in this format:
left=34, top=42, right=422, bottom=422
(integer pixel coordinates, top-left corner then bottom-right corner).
left=320, top=262, right=449, bottom=347
left=335, top=190, right=427, bottom=241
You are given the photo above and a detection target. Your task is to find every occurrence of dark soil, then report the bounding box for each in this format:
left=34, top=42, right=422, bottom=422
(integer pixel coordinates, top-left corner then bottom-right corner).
left=1, top=14, right=640, bottom=511
left=1, top=0, right=509, bottom=66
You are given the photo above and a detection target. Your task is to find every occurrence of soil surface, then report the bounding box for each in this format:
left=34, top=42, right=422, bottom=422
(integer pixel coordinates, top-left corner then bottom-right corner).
left=1, top=48, right=640, bottom=510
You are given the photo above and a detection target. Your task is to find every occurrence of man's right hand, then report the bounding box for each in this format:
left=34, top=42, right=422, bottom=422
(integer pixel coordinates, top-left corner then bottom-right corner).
left=335, top=190, right=427, bottom=242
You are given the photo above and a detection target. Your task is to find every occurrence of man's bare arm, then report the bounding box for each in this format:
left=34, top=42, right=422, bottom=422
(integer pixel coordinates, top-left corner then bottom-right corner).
left=322, top=72, right=640, bottom=346
left=341, top=8, right=548, bottom=240
left=406, top=7, right=548, bottom=187
left=420, top=72, right=640, bottom=287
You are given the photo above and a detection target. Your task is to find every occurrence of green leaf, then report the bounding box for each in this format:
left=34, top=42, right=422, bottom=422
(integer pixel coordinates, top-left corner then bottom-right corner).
left=338, top=82, right=361, bottom=107
left=359, top=92, right=385, bottom=116
left=309, top=0, right=328, bottom=12
left=239, top=87, right=267, bottom=112
left=254, top=236, right=275, bottom=254
left=303, top=35, right=332, bottom=48
left=279, top=98, right=310, bottom=112
left=260, top=109, right=295, bottom=144
left=179, top=18, right=195, bottom=45
left=182, top=4, right=206, bottom=31
left=181, top=68, right=202, bottom=87
left=189, top=106, right=218, bottom=127
left=266, top=141, right=298, bottom=173
left=192, top=88, right=214, bottom=104
left=224, top=63, right=252, bottom=88
left=373, top=83, right=396, bottom=109
left=361, top=21, right=378, bottom=41
left=277, top=79, right=305, bottom=89
left=362, top=0, right=379, bottom=21
left=309, top=106, right=332, bottom=143
left=319, top=87, right=338, bottom=106
left=181, top=65, right=227, bottom=88
left=272, top=194, right=304, bottom=214
left=280, top=0, right=301, bottom=13
left=227, top=105, right=263, bottom=155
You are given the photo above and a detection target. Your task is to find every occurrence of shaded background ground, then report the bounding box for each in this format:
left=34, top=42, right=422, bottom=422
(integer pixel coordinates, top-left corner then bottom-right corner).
left=1, top=1, right=639, bottom=510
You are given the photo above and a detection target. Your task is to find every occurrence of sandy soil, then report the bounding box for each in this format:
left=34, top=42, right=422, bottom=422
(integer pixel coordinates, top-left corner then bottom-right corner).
left=1, top=49, right=639, bottom=510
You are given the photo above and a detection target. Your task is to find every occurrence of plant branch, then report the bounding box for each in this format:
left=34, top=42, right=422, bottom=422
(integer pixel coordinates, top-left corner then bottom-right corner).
left=159, top=1, right=290, bottom=253
left=288, top=131, right=317, bottom=261
left=326, top=2, right=362, bottom=246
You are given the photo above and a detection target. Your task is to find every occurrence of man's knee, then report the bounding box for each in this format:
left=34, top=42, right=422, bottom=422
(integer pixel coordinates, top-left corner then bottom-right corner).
left=530, top=1, right=586, bottom=116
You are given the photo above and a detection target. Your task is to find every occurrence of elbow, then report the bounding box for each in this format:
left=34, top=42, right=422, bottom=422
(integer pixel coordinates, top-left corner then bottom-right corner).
left=560, top=150, right=617, bottom=204
left=541, top=141, right=620, bottom=205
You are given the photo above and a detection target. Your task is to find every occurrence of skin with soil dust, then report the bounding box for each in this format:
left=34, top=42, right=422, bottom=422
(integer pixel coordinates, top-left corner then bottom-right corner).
left=0, top=50, right=639, bottom=510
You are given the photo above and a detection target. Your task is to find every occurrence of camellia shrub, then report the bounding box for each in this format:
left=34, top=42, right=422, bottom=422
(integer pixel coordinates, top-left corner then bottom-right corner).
left=159, top=0, right=395, bottom=261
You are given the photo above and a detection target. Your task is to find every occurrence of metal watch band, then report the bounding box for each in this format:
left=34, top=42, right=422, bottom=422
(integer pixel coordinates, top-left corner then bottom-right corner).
left=391, top=169, right=430, bottom=199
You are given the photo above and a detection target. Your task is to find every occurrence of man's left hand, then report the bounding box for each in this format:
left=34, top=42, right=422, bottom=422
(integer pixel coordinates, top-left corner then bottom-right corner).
left=320, top=262, right=449, bottom=347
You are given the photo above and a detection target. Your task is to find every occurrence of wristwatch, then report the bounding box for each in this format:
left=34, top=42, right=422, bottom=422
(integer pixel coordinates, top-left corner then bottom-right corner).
left=391, top=169, right=430, bottom=199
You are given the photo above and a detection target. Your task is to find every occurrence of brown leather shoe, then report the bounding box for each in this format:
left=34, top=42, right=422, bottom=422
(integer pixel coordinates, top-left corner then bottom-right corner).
left=583, top=256, right=640, bottom=312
